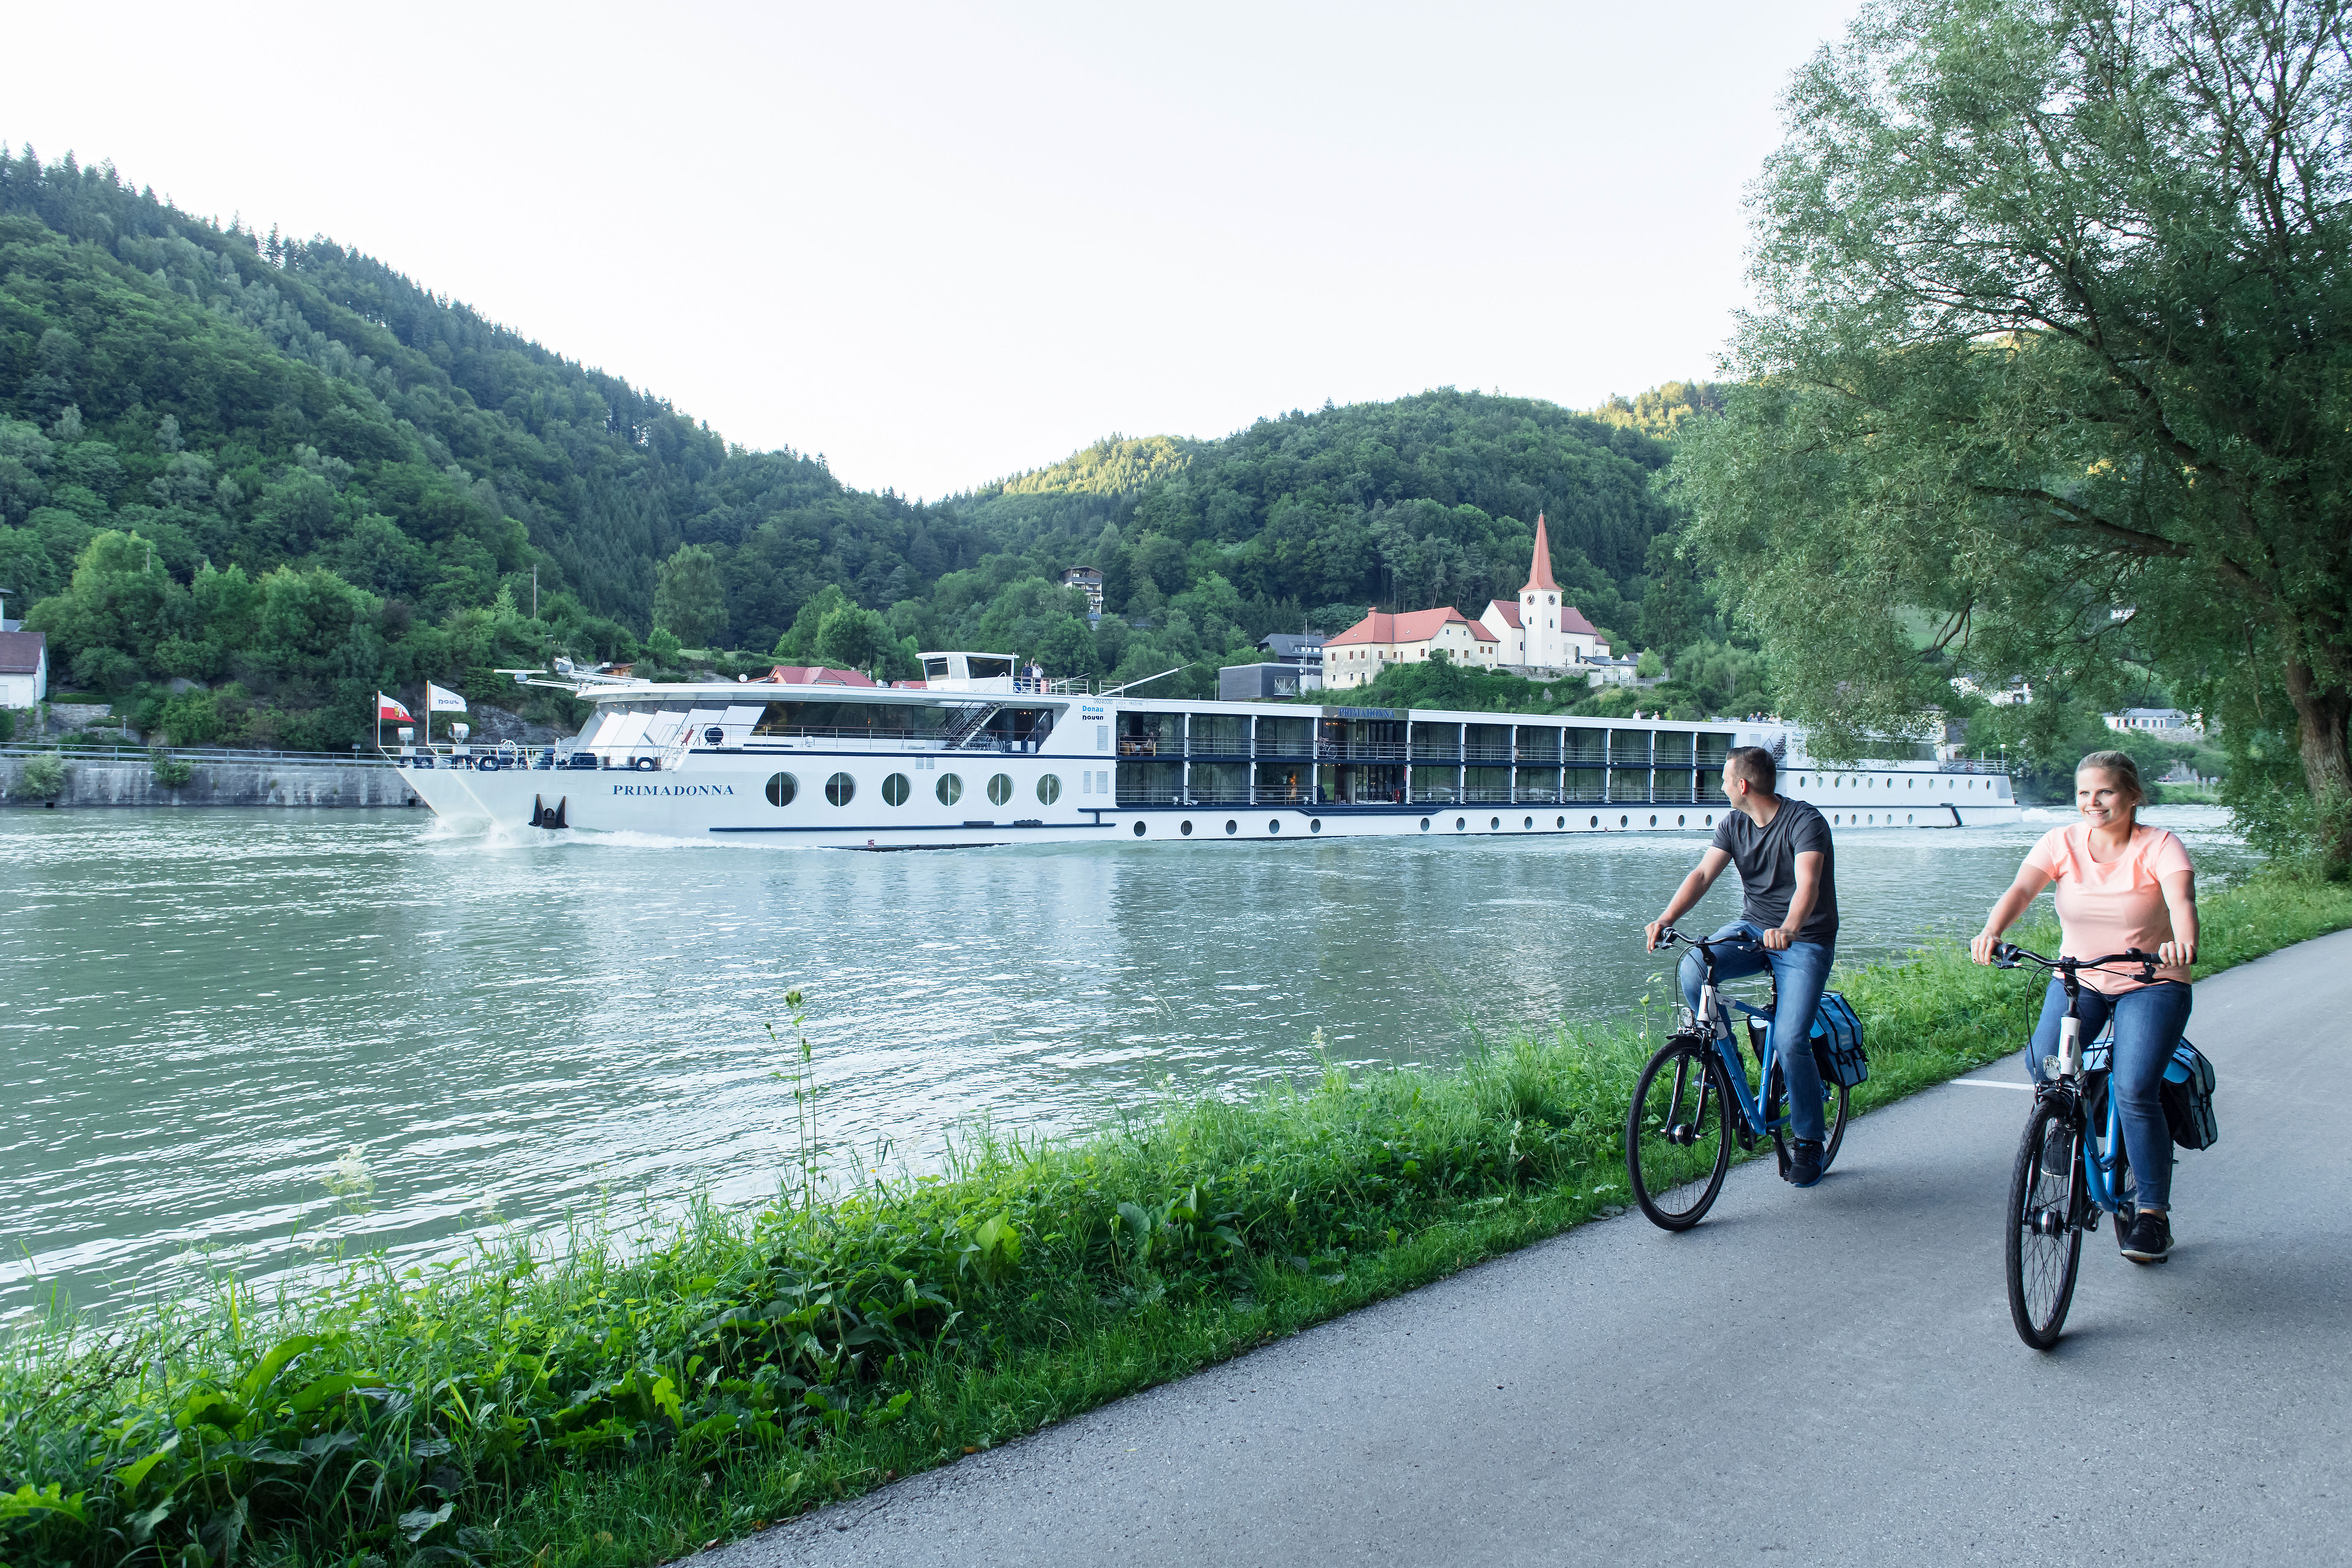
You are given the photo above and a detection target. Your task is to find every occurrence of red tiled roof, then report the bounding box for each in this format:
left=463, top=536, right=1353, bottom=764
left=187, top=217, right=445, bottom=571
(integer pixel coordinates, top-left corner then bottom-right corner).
left=0, top=630, right=44, bottom=675
left=1522, top=512, right=1560, bottom=593
left=1487, top=599, right=1523, bottom=630
left=759, top=664, right=880, bottom=687
left=1560, top=604, right=1600, bottom=637
left=1328, top=606, right=1492, bottom=647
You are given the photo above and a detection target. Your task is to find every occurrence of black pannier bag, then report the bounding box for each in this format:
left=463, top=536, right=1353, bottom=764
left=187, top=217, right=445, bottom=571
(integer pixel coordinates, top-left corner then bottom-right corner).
left=1809, top=991, right=1869, bottom=1088
left=2161, top=1040, right=2220, bottom=1150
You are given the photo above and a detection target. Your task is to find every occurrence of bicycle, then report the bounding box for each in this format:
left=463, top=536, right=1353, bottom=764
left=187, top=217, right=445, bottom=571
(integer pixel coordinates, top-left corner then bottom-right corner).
left=1624, top=927, right=1852, bottom=1230
left=1987, top=942, right=2157, bottom=1349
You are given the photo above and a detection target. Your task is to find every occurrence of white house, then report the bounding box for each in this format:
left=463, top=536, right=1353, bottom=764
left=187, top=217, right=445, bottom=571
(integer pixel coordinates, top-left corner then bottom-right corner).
left=0, top=630, right=46, bottom=708
left=2104, top=707, right=2202, bottom=737
left=1323, top=607, right=1500, bottom=689
left=1478, top=514, right=1610, bottom=669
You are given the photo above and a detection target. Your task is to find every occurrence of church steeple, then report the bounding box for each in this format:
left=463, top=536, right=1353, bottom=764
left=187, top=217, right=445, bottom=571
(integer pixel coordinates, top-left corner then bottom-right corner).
left=1522, top=512, right=1559, bottom=593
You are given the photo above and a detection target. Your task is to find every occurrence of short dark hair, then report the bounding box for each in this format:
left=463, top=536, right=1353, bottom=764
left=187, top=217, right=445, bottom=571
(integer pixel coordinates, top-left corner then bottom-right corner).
left=1726, top=746, right=1777, bottom=794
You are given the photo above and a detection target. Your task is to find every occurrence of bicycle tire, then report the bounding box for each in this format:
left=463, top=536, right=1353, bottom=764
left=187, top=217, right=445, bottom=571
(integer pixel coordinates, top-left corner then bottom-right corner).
left=1769, top=1059, right=1850, bottom=1175
left=1627, top=1038, right=1734, bottom=1230
left=2006, top=1096, right=2084, bottom=1350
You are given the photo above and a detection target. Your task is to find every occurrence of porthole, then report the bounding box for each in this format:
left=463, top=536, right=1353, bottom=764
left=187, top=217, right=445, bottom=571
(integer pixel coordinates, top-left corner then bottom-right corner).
left=1268, top=819, right=1281, bottom=834
left=1677, top=814, right=1685, bottom=826
left=1556, top=815, right=1565, bottom=828
left=764, top=772, right=797, bottom=807
left=825, top=772, right=855, bottom=806
left=988, top=773, right=1015, bottom=806
left=1591, top=815, right=1600, bottom=827
left=1037, top=774, right=1062, bottom=805
left=1226, top=819, right=1238, bottom=836
left=1420, top=817, right=1432, bottom=831
left=1133, top=820, right=1147, bottom=836
left=1181, top=819, right=1194, bottom=836
left=936, top=774, right=963, bottom=806
left=1620, top=814, right=1628, bottom=827
left=1907, top=813, right=1914, bottom=824
left=1310, top=818, right=1323, bottom=833
left=1908, top=778, right=1915, bottom=789
left=1705, top=814, right=1714, bottom=826
left=881, top=773, right=910, bottom=806
left=1491, top=816, right=1501, bottom=830
left=1649, top=814, right=1658, bottom=826
left=1832, top=814, right=1840, bottom=825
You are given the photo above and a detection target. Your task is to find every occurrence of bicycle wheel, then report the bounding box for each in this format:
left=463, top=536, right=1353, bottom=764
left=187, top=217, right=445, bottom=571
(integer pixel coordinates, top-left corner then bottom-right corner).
left=1769, top=1057, right=1850, bottom=1175
left=2006, top=1097, right=2084, bottom=1350
left=1627, top=1038, right=1734, bottom=1230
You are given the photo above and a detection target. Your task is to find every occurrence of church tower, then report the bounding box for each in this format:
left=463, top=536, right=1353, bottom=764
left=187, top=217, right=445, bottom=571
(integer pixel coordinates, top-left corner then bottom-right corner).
left=1519, top=512, right=1562, bottom=668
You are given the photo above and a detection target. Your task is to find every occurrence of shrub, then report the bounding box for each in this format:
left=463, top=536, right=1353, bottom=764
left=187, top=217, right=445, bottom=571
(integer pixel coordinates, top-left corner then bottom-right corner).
left=150, top=751, right=194, bottom=788
left=18, top=749, right=67, bottom=800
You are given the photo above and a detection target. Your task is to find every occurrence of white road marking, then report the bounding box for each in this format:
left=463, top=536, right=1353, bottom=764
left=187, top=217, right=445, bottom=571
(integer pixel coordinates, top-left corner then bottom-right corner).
left=1952, top=1079, right=2034, bottom=1091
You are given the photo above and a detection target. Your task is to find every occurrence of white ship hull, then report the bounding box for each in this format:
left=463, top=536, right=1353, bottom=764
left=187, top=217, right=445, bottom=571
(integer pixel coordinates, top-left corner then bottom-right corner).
left=396, top=681, right=2021, bottom=847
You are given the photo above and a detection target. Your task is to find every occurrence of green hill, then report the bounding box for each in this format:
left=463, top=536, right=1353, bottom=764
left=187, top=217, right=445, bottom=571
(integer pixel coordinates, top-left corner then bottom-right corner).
left=0, top=147, right=1700, bottom=737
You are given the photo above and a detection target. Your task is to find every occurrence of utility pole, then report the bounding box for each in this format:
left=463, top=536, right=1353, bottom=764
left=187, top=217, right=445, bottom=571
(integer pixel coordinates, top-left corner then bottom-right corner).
left=531, top=566, right=538, bottom=620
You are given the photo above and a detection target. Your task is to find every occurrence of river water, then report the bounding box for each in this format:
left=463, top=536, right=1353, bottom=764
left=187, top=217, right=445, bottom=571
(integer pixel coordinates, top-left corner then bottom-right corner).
left=0, top=806, right=2247, bottom=1317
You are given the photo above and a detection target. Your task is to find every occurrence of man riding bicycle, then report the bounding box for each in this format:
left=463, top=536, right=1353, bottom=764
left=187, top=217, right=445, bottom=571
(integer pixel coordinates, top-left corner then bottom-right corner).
left=1644, top=746, right=1839, bottom=1186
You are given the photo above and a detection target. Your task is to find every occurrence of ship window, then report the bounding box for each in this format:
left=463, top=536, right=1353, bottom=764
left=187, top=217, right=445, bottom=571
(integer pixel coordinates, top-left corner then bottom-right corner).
left=825, top=772, right=855, bottom=806
left=765, top=772, right=797, bottom=807
left=936, top=773, right=963, bottom=806
left=922, top=656, right=951, bottom=679
left=988, top=773, right=1015, bottom=806
left=881, top=773, right=910, bottom=806
left=1037, top=774, right=1062, bottom=805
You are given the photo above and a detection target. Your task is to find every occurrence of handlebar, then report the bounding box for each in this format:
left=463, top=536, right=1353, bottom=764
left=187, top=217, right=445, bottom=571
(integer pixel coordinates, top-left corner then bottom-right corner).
left=1652, top=926, right=1757, bottom=963
left=1990, top=943, right=2159, bottom=981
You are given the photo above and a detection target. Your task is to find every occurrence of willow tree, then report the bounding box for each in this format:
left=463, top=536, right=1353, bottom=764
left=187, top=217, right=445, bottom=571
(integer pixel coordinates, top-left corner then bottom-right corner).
left=1674, top=0, right=2352, bottom=871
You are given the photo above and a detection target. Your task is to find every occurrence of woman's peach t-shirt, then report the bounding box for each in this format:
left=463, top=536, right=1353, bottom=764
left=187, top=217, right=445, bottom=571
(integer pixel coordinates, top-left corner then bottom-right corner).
left=2023, top=823, right=2194, bottom=994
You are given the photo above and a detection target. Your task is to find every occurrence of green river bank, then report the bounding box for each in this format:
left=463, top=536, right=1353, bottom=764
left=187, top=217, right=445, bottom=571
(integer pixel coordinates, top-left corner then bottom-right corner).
left=5, top=876, right=2349, bottom=1568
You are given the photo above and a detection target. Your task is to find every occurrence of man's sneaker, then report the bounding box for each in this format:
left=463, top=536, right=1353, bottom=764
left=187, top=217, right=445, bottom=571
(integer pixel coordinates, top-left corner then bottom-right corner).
left=2120, top=1211, right=2172, bottom=1263
left=1786, top=1138, right=1824, bottom=1188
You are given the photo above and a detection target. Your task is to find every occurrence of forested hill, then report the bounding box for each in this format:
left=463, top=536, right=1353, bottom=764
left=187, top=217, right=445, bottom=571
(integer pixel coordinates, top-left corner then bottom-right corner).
left=0, top=147, right=1694, bottom=744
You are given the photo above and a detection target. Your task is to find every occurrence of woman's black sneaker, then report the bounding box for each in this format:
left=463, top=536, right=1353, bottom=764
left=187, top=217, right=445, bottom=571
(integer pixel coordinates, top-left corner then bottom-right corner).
left=1787, top=1139, right=1824, bottom=1188
left=2121, top=1211, right=2172, bottom=1263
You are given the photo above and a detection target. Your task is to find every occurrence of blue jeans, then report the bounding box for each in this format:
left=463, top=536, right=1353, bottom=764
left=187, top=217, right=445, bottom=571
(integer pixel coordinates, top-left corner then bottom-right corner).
left=2027, top=979, right=2191, bottom=1211
left=1678, top=920, right=1836, bottom=1143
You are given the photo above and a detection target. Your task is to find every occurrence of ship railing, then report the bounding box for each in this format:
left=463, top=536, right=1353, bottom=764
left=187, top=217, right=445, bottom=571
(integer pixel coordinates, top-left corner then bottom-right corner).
left=1936, top=758, right=2013, bottom=774
left=3, top=741, right=402, bottom=769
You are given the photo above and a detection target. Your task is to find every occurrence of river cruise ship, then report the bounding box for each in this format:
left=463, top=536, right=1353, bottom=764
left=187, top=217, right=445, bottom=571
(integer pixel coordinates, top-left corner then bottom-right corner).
left=389, top=653, right=2022, bottom=847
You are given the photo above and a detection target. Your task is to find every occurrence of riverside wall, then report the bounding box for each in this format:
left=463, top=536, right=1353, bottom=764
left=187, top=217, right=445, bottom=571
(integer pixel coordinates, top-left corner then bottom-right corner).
left=0, top=757, right=423, bottom=808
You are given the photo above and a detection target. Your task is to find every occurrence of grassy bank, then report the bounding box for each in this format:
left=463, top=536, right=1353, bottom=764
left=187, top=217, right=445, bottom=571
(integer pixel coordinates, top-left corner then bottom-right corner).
left=7, top=879, right=2350, bottom=1568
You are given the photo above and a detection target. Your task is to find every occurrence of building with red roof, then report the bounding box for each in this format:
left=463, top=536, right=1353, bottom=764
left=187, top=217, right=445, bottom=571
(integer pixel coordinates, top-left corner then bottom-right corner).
left=1323, top=606, right=1498, bottom=689
left=1478, top=513, right=1611, bottom=669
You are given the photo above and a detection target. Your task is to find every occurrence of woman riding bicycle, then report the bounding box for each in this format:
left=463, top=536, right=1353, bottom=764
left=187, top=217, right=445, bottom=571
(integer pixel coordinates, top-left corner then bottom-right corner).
left=1969, top=750, right=2198, bottom=1263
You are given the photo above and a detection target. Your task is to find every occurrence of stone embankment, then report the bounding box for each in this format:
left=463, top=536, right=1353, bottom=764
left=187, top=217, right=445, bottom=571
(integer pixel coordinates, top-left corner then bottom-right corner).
left=0, top=755, right=422, bottom=808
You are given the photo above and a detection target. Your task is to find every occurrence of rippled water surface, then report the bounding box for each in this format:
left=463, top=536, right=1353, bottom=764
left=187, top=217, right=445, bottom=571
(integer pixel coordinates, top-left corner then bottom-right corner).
left=0, top=805, right=2248, bottom=1314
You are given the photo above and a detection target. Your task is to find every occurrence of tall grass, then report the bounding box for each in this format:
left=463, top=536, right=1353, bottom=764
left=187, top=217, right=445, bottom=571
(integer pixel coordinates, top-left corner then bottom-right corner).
left=5, top=878, right=2347, bottom=1568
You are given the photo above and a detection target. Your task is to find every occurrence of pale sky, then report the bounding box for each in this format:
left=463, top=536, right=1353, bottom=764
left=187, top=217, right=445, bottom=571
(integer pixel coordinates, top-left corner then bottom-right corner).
left=11, top=0, right=1864, bottom=500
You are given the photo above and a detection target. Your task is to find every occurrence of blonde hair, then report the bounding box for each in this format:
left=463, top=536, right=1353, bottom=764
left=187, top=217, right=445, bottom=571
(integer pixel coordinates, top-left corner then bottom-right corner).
left=2077, top=749, right=2145, bottom=811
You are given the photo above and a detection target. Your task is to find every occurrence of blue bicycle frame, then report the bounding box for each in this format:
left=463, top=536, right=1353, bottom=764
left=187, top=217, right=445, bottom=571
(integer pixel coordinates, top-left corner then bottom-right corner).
left=1671, top=929, right=1794, bottom=1141
left=1991, top=942, right=2157, bottom=1228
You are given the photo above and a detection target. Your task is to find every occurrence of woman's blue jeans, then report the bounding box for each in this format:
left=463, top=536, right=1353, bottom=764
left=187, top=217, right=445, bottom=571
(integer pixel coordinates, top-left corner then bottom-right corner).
left=1677, top=920, right=1836, bottom=1143
left=2027, top=978, right=2192, bottom=1211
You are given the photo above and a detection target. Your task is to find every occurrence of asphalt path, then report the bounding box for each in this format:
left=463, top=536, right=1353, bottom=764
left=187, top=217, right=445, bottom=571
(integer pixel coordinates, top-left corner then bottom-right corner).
left=718, top=930, right=2352, bottom=1568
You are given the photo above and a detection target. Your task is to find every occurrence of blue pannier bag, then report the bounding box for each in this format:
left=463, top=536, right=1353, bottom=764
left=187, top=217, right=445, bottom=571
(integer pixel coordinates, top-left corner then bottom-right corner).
left=2162, top=1040, right=2219, bottom=1150
left=1809, top=991, right=1869, bottom=1088
left=2074, top=1036, right=2216, bottom=1151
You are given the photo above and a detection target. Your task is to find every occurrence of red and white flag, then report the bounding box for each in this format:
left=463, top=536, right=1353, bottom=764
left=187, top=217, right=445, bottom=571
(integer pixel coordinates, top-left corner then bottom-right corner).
left=378, top=692, right=414, bottom=721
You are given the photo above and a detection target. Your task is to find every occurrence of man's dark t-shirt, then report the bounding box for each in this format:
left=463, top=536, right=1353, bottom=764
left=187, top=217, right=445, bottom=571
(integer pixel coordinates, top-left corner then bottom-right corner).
left=1712, top=797, right=1838, bottom=944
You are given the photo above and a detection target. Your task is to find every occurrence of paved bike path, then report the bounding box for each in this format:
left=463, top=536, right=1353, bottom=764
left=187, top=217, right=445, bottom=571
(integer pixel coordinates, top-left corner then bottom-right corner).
left=719, top=930, right=2352, bottom=1568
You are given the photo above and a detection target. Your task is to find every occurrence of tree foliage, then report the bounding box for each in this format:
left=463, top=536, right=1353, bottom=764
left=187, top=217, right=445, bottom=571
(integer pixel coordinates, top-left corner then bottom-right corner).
left=1674, top=0, right=2352, bottom=870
